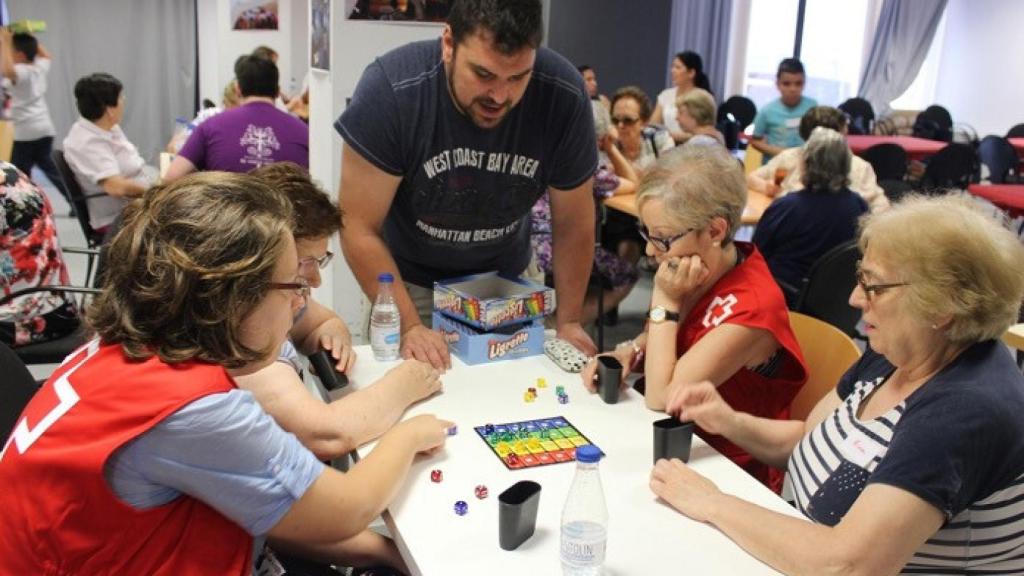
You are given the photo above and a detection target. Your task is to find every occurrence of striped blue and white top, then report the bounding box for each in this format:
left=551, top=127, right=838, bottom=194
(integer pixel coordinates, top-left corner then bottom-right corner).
left=786, top=340, right=1024, bottom=574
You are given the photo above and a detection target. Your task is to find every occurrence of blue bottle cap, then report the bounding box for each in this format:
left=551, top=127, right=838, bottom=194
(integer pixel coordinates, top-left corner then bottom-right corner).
left=378, top=272, right=394, bottom=283
left=576, top=445, right=602, bottom=463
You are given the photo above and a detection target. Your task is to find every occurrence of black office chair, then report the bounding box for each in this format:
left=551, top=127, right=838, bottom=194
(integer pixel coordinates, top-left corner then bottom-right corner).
left=917, top=143, right=978, bottom=192
left=878, top=179, right=914, bottom=203
left=52, top=150, right=109, bottom=286
left=792, top=240, right=862, bottom=339
left=912, top=105, right=953, bottom=142
left=1, top=341, right=41, bottom=443
left=839, top=97, right=875, bottom=135
left=977, top=135, right=1020, bottom=184
left=0, top=286, right=101, bottom=366
left=1006, top=123, right=1024, bottom=139
left=717, top=95, right=757, bottom=130
left=860, top=143, right=908, bottom=181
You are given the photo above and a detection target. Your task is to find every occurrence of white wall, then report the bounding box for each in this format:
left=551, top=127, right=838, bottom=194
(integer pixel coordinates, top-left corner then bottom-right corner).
left=197, top=0, right=309, bottom=107
left=309, top=17, right=443, bottom=338
left=933, top=0, right=1024, bottom=136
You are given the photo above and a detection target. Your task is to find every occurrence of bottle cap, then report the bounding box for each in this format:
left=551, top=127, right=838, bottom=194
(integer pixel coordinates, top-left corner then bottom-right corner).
left=575, top=445, right=601, bottom=463
left=378, top=272, right=394, bottom=283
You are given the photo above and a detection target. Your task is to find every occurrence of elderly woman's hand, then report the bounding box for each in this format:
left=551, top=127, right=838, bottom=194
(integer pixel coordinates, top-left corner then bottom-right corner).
left=580, top=341, right=636, bottom=393
left=654, top=254, right=710, bottom=302
left=650, top=458, right=722, bottom=523
left=665, top=380, right=737, bottom=436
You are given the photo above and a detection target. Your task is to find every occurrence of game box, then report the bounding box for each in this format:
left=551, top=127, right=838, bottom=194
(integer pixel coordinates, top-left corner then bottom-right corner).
left=433, top=272, right=555, bottom=331
left=432, top=312, right=544, bottom=365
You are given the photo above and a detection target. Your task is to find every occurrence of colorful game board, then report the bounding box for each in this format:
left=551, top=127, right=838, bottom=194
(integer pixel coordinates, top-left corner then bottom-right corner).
left=474, top=416, right=601, bottom=470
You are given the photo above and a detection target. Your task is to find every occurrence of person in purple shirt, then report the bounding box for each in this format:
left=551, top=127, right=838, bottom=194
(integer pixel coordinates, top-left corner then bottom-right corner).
left=164, top=55, right=308, bottom=181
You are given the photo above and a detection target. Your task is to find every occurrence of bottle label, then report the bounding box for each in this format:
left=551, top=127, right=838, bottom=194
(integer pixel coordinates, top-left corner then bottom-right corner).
left=560, top=521, right=607, bottom=569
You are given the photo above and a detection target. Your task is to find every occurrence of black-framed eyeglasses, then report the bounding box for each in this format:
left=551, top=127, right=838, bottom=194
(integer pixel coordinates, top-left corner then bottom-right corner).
left=269, top=278, right=311, bottom=299
left=637, top=223, right=694, bottom=252
left=611, top=115, right=640, bottom=127
left=299, top=250, right=334, bottom=271
left=855, top=261, right=908, bottom=300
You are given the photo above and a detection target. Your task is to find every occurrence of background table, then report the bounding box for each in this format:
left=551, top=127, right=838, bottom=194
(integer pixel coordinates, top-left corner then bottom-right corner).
left=604, top=189, right=773, bottom=226
left=846, top=135, right=946, bottom=162
left=967, top=184, right=1024, bottom=217
left=349, top=347, right=803, bottom=575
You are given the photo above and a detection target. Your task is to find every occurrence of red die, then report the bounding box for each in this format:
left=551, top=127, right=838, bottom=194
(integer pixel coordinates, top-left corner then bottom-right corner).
left=430, top=469, right=443, bottom=483
left=474, top=485, right=489, bottom=499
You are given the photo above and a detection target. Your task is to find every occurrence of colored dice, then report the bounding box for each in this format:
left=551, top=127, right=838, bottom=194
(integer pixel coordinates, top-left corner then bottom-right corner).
left=474, top=485, right=489, bottom=499
left=454, top=500, right=468, bottom=515
left=430, top=469, right=442, bottom=483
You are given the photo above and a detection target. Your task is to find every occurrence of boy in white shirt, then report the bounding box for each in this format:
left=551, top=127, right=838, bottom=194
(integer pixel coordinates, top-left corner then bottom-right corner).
left=0, top=30, right=65, bottom=199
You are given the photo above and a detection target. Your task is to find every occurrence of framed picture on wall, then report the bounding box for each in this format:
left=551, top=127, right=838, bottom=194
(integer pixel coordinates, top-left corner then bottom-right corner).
left=345, top=0, right=451, bottom=23
left=311, top=0, right=330, bottom=71
left=231, top=0, right=280, bottom=30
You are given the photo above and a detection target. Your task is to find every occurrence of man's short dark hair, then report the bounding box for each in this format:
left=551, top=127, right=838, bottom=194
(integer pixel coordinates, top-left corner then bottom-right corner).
left=577, top=64, right=593, bottom=74
left=448, top=0, right=543, bottom=54
left=799, top=106, right=847, bottom=140
left=234, top=54, right=279, bottom=98
left=777, top=58, right=806, bottom=79
left=73, top=73, right=123, bottom=121
left=12, top=33, right=38, bottom=62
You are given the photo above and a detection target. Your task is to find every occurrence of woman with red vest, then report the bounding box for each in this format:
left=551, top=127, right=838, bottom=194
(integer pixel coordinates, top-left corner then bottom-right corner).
left=582, top=145, right=807, bottom=493
left=0, top=172, right=451, bottom=574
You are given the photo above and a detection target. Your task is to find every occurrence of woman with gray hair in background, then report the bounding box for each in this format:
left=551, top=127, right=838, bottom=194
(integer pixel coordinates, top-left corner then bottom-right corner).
left=753, top=127, right=869, bottom=303
left=582, top=144, right=808, bottom=492
left=653, top=194, right=1024, bottom=575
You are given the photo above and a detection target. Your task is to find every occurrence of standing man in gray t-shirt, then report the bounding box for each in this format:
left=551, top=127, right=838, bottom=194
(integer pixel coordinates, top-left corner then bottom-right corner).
left=336, top=0, right=599, bottom=369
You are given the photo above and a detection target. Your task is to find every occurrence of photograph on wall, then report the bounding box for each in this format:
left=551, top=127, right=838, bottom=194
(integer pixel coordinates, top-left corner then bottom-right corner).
left=231, top=0, right=280, bottom=30
left=345, top=0, right=451, bottom=22
left=311, top=0, right=330, bottom=71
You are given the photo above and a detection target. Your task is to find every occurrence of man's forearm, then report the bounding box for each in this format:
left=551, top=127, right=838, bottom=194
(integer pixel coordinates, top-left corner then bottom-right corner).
left=340, top=227, right=422, bottom=331
left=550, top=212, right=594, bottom=326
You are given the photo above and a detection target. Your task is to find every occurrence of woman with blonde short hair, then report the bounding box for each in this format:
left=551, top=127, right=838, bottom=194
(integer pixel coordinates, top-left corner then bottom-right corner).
left=653, top=194, right=1024, bottom=575
left=583, top=145, right=808, bottom=492
left=675, top=88, right=724, bottom=145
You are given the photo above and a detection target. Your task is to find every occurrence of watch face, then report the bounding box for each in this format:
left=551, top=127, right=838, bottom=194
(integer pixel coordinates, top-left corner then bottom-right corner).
left=650, top=307, right=666, bottom=322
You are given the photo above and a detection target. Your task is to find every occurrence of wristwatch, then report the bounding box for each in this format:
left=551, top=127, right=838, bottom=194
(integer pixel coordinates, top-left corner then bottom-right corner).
left=648, top=306, right=680, bottom=324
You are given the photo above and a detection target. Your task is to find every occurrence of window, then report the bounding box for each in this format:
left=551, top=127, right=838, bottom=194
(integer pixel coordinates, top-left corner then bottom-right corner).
left=739, top=0, right=877, bottom=108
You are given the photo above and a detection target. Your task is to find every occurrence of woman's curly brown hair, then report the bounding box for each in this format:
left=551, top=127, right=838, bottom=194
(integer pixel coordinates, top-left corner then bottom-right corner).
left=86, top=172, right=294, bottom=368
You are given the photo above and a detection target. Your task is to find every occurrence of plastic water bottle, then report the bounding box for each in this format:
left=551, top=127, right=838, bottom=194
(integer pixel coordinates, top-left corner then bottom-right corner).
left=370, top=273, right=401, bottom=361
left=560, top=445, right=608, bottom=575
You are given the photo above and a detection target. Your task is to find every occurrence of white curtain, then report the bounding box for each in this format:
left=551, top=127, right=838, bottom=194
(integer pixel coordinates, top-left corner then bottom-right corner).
left=7, top=0, right=197, bottom=162
left=666, top=0, right=733, bottom=100
left=858, top=0, right=947, bottom=116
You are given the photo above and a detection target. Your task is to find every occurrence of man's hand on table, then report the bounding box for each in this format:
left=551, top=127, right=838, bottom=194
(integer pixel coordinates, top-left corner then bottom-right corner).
left=401, top=323, right=452, bottom=371
left=557, top=322, right=597, bottom=357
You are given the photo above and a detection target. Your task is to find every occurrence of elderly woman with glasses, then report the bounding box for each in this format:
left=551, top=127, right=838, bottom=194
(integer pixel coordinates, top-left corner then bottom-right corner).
left=583, top=145, right=808, bottom=492
left=239, top=162, right=443, bottom=464
left=610, top=85, right=675, bottom=173
left=650, top=194, right=1024, bottom=575
left=0, top=172, right=452, bottom=574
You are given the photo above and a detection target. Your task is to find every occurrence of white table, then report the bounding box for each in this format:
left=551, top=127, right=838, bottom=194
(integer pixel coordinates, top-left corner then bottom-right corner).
left=349, top=346, right=804, bottom=575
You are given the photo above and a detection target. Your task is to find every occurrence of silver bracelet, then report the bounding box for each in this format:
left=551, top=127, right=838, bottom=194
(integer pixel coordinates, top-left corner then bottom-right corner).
left=617, top=339, right=642, bottom=356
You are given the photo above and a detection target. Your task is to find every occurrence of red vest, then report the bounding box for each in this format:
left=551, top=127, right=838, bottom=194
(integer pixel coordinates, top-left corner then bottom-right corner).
left=677, top=243, right=808, bottom=493
left=0, top=341, right=253, bottom=575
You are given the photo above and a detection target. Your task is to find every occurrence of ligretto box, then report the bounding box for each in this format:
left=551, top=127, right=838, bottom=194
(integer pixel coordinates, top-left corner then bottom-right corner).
left=432, top=312, right=544, bottom=365
left=433, top=272, right=555, bottom=331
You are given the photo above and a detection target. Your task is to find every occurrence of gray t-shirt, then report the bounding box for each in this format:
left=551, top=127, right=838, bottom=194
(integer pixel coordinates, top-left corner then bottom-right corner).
left=336, top=39, right=597, bottom=286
